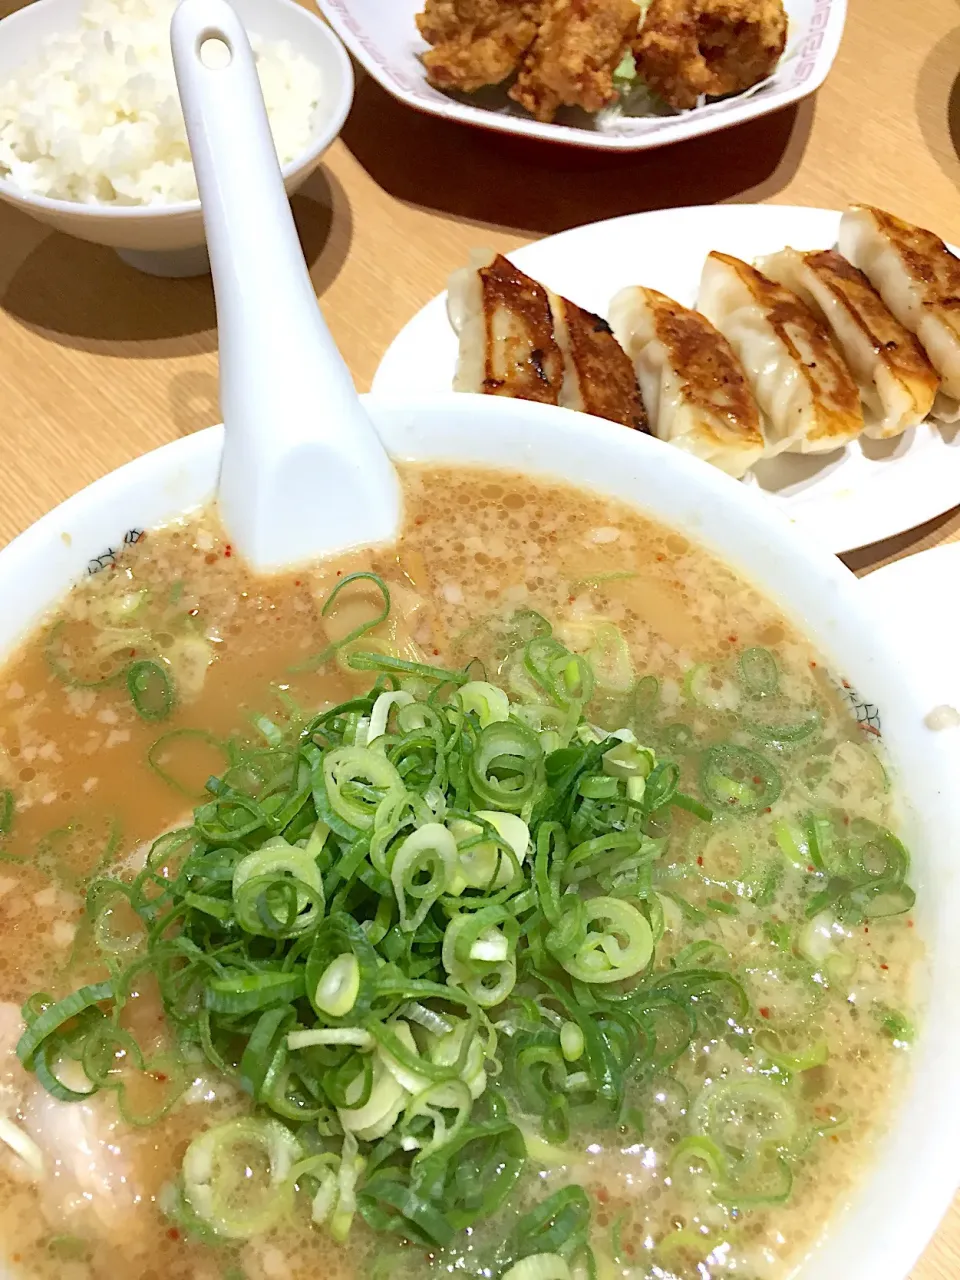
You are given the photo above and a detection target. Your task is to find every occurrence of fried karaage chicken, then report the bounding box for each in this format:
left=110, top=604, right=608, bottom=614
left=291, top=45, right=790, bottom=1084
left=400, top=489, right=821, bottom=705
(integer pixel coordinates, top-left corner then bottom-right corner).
left=417, top=0, right=786, bottom=121
left=416, top=0, right=543, bottom=93
left=509, top=0, right=642, bottom=122
left=633, top=0, right=787, bottom=111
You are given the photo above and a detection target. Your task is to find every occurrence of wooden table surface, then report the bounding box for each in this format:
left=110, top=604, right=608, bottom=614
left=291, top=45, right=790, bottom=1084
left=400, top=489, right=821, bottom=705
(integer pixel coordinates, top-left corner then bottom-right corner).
left=0, top=0, right=958, bottom=1272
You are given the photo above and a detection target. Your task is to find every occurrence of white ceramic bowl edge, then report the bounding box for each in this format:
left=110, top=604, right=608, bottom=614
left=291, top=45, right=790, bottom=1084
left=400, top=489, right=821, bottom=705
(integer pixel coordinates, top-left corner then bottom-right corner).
left=0, top=395, right=957, bottom=1280
left=0, top=0, right=354, bottom=276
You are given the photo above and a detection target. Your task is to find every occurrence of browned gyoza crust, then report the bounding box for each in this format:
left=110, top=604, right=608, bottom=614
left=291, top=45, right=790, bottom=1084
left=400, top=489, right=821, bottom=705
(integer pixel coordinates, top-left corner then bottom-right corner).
left=859, top=206, right=960, bottom=340
left=463, top=255, right=650, bottom=428
left=801, top=249, right=938, bottom=403
left=707, top=252, right=863, bottom=448
left=643, top=286, right=762, bottom=446
left=476, top=254, right=564, bottom=403
left=549, top=293, right=648, bottom=430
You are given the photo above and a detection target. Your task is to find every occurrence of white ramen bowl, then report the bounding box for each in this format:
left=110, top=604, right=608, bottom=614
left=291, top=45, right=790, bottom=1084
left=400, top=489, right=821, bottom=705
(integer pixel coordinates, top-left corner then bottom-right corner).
left=0, top=0, right=354, bottom=277
left=0, top=394, right=958, bottom=1279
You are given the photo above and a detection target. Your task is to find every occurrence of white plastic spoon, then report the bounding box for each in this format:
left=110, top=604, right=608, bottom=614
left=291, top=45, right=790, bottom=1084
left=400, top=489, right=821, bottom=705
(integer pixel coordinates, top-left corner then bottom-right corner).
left=170, top=0, right=401, bottom=571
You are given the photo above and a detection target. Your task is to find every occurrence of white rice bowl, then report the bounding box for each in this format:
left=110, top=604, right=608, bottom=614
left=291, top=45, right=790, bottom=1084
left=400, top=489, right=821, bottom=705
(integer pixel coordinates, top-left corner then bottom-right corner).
left=0, top=0, right=323, bottom=206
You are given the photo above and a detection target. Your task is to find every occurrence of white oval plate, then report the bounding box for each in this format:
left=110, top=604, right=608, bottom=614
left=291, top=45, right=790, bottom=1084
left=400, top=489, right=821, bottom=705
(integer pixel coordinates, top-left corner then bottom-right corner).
left=317, top=0, right=845, bottom=153
left=859, top=544, right=960, bottom=712
left=372, top=204, right=960, bottom=555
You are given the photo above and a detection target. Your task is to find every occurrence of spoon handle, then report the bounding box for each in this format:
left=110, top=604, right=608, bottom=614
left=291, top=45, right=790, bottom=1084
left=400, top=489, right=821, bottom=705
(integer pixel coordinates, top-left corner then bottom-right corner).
left=170, top=0, right=400, bottom=570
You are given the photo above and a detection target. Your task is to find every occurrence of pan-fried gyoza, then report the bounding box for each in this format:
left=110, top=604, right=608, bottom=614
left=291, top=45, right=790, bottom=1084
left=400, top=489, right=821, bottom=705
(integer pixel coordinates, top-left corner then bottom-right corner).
left=448, top=251, right=647, bottom=427
left=609, top=284, right=763, bottom=475
left=839, top=205, right=960, bottom=421
left=758, top=248, right=939, bottom=439
left=445, top=204, right=960, bottom=478
left=447, top=251, right=564, bottom=403
left=548, top=289, right=647, bottom=429
left=698, top=251, right=865, bottom=456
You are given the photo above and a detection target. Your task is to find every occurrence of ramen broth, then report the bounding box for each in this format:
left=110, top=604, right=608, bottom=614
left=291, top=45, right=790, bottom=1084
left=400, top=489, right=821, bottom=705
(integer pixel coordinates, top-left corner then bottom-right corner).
left=0, top=465, right=919, bottom=1280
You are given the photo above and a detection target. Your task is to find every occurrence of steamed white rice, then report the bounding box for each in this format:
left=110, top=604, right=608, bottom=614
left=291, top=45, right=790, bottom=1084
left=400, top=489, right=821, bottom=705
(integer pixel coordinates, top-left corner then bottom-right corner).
left=0, top=0, right=324, bottom=206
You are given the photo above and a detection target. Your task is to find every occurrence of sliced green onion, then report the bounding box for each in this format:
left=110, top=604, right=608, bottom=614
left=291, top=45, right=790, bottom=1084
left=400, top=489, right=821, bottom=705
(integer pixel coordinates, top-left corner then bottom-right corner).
left=291, top=1151, right=340, bottom=1227
left=338, top=1051, right=406, bottom=1140
left=672, top=792, right=713, bottom=822
left=674, top=939, right=729, bottom=969
left=587, top=625, right=634, bottom=694
left=554, top=897, right=653, bottom=984
left=313, top=953, right=360, bottom=1017
left=443, top=912, right=517, bottom=1007
left=523, top=637, right=594, bottom=709
left=721, top=1148, right=794, bottom=1206
left=252, top=714, right=284, bottom=748
left=347, top=652, right=467, bottom=685
left=502, top=1255, right=570, bottom=1280
left=669, top=1134, right=727, bottom=1197
left=400, top=1079, right=472, bottom=1160
left=874, top=1005, right=914, bottom=1044
left=34, top=1043, right=96, bottom=1102
left=127, top=659, right=176, bottom=721
left=330, top=1133, right=364, bottom=1241
left=451, top=810, right=529, bottom=893
left=774, top=819, right=811, bottom=870
left=505, top=1187, right=590, bottom=1262
left=323, top=747, right=406, bottom=831
left=44, top=619, right=133, bottom=689
left=391, top=823, right=458, bottom=933
left=367, top=691, right=416, bottom=744
left=204, top=970, right=305, bottom=1015
left=232, top=838, right=324, bottom=937
left=851, top=882, right=915, bottom=918
left=292, top=572, right=391, bottom=672
left=403, top=1002, right=453, bottom=1038
left=685, top=664, right=740, bottom=712
left=288, top=1027, right=372, bottom=1050
left=458, top=681, right=510, bottom=727
left=690, top=1077, right=797, bottom=1153
left=0, top=789, right=13, bottom=838
left=559, top=1022, right=584, bottom=1062
left=147, top=729, right=231, bottom=798
left=656, top=1227, right=729, bottom=1264
left=181, top=1117, right=301, bottom=1239
left=644, top=761, right=680, bottom=812
left=16, top=982, right=114, bottom=1070
left=699, top=744, right=782, bottom=814
left=746, top=709, right=821, bottom=744
left=755, top=1030, right=829, bottom=1072
left=469, top=721, right=544, bottom=813
left=738, top=647, right=779, bottom=697
left=602, top=739, right=655, bottom=779
left=13, top=618, right=915, bottom=1269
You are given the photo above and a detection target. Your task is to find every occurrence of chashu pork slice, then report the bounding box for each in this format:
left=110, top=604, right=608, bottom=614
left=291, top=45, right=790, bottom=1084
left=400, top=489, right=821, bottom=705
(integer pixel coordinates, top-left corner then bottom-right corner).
left=608, top=285, right=763, bottom=477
